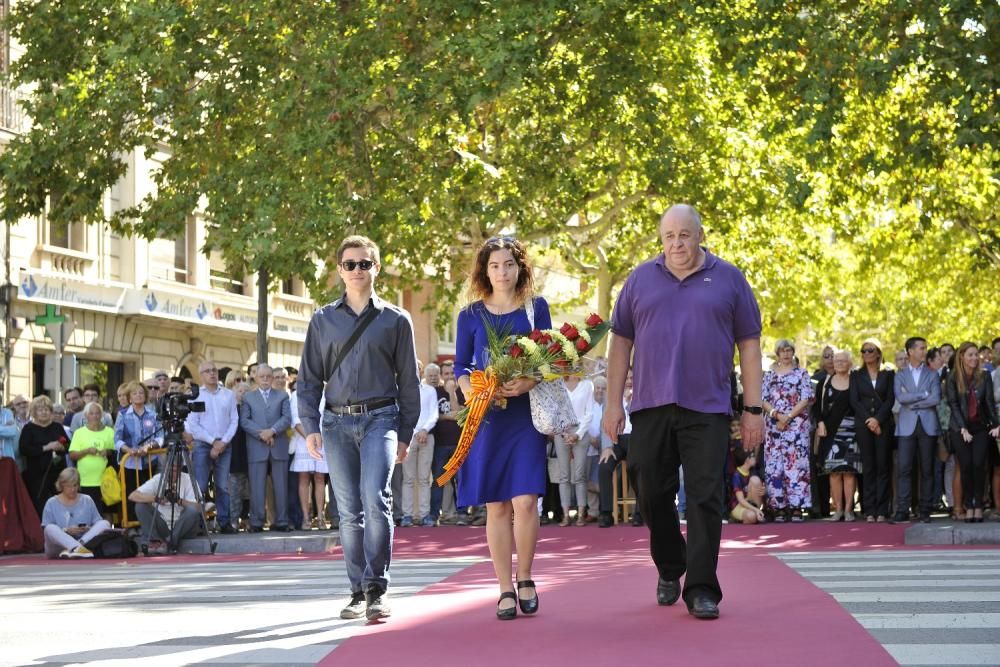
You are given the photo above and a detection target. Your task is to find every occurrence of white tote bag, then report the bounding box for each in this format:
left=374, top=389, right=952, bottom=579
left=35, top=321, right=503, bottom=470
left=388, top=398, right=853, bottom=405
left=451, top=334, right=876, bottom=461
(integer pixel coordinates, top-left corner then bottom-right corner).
left=523, top=299, right=579, bottom=435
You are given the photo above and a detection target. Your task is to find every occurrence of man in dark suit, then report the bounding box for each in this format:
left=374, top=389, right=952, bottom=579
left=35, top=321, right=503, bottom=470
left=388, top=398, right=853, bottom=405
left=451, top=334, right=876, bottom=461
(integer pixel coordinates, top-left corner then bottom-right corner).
left=240, top=364, right=292, bottom=532
left=893, top=336, right=940, bottom=523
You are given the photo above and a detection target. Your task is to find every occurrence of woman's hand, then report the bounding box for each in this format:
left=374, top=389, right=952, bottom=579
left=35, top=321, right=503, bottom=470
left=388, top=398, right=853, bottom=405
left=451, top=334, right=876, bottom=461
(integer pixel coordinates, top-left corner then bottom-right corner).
left=990, top=426, right=1000, bottom=439
left=961, top=428, right=973, bottom=443
left=498, top=376, right=537, bottom=398
left=816, top=422, right=827, bottom=438
left=865, top=417, right=880, bottom=433
left=47, top=440, right=65, bottom=453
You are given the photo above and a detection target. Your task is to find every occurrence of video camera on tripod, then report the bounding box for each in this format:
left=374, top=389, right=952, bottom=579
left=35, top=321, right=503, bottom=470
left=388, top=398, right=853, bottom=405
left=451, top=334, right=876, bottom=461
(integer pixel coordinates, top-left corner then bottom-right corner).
left=138, top=385, right=216, bottom=555
left=160, top=385, right=206, bottom=430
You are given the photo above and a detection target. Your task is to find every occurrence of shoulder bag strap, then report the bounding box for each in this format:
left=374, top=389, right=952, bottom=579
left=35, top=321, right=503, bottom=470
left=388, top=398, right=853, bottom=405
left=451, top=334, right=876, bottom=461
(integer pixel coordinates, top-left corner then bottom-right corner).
left=524, top=297, right=535, bottom=330
left=326, top=308, right=380, bottom=381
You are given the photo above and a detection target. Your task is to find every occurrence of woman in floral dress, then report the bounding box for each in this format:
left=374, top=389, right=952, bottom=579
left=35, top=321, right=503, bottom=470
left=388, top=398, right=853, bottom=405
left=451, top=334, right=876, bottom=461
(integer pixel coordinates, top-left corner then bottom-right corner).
left=761, top=339, right=815, bottom=521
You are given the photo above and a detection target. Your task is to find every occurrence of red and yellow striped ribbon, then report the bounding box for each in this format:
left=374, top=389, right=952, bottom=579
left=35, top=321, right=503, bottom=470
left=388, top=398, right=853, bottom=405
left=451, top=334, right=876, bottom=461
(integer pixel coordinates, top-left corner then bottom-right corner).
left=435, top=367, right=499, bottom=486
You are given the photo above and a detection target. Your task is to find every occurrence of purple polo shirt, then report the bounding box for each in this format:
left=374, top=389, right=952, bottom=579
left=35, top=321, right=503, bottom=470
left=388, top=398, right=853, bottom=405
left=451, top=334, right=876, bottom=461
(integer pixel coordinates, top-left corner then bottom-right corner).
left=611, top=249, right=761, bottom=415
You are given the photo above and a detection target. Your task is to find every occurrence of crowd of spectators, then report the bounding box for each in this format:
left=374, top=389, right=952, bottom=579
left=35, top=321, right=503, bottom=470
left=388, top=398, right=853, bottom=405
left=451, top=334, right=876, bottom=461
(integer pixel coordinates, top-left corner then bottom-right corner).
left=2, top=334, right=999, bottom=556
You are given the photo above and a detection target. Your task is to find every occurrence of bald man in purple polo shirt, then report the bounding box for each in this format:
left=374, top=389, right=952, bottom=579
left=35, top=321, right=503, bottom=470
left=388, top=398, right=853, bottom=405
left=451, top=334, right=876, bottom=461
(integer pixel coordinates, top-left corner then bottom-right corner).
left=603, top=204, right=764, bottom=620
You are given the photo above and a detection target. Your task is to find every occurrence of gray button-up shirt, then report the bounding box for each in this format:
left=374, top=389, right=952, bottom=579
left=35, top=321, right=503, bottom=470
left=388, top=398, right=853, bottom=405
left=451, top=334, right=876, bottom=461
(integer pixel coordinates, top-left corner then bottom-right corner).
left=296, top=293, right=421, bottom=444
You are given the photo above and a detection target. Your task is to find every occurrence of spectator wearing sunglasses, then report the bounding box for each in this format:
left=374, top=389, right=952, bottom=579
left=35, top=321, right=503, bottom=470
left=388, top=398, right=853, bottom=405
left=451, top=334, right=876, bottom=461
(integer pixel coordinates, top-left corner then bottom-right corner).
left=298, top=234, right=420, bottom=622
left=849, top=338, right=895, bottom=522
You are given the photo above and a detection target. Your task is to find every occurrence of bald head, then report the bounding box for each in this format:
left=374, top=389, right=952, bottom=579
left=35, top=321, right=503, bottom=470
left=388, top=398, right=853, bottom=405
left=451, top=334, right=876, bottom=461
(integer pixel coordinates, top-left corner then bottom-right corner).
left=659, top=204, right=702, bottom=231
left=659, top=204, right=705, bottom=276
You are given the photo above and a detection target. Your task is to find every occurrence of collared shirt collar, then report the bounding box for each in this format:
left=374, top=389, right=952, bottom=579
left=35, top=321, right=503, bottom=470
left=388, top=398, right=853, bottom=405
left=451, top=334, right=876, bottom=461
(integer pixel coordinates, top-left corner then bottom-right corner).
left=653, top=247, right=717, bottom=279
left=201, top=383, right=221, bottom=395
left=332, top=291, right=387, bottom=313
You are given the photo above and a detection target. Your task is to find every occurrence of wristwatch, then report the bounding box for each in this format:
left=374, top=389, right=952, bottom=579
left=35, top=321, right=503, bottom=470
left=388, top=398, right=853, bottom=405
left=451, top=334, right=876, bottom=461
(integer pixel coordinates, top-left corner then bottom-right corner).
left=742, top=405, right=764, bottom=415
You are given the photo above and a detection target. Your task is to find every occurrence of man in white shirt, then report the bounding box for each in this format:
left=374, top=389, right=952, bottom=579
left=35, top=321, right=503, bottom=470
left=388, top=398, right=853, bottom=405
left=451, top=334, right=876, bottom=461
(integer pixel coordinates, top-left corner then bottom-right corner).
left=401, top=363, right=440, bottom=527
left=586, top=376, right=608, bottom=523
left=129, top=457, right=201, bottom=554
left=186, top=361, right=239, bottom=533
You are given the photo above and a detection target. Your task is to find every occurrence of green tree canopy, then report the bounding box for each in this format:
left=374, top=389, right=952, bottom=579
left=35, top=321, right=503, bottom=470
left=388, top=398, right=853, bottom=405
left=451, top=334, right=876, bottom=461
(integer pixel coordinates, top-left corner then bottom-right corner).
left=2, top=1, right=995, bottom=349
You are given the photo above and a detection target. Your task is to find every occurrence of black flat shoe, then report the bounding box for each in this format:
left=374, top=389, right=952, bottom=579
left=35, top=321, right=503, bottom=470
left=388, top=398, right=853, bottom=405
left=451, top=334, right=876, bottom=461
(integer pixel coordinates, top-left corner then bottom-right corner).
left=688, top=594, right=720, bottom=620
left=656, top=577, right=681, bottom=606
left=497, top=591, right=518, bottom=620
left=517, top=579, right=539, bottom=615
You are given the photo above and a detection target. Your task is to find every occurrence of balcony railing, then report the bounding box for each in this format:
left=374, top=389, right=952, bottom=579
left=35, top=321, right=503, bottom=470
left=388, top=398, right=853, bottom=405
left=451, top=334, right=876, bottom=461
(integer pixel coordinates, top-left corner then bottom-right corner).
left=0, top=85, right=27, bottom=133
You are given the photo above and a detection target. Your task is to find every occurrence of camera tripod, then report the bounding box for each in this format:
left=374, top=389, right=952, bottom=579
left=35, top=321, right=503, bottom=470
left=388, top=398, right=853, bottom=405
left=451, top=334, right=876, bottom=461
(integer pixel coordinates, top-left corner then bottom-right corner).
left=139, top=431, right=217, bottom=556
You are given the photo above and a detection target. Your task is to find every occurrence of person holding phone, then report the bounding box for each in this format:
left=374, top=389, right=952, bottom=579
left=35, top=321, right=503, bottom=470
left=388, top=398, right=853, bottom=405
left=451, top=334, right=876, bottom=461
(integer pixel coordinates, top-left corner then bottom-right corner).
left=40, top=468, right=112, bottom=558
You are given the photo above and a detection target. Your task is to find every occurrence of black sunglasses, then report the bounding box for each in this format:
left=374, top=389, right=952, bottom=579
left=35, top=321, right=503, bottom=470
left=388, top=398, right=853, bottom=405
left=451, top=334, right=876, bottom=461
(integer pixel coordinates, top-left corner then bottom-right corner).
left=486, top=235, right=516, bottom=245
left=861, top=347, right=878, bottom=354
left=340, top=259, right=375, bottom=271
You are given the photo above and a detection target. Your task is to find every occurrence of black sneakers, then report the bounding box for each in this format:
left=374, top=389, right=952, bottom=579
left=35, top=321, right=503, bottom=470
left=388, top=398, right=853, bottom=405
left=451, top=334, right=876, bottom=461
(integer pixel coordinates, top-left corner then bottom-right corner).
left=340, top=591, right=366, bottom=619
left=365, top=585, right=391, bottom=621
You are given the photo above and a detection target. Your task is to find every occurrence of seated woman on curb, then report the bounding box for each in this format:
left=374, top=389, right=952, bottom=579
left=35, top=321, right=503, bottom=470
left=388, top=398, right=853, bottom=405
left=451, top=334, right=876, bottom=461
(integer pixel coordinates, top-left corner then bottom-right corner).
left=729, top=448, right=766, bottom=524
left=40, top=468, right=112, bottom=558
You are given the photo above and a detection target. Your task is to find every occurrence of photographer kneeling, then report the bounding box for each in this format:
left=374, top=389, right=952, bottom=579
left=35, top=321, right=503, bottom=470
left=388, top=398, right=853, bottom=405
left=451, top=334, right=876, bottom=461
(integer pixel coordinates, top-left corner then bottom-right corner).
left=129, top=457, right=200, bottom=555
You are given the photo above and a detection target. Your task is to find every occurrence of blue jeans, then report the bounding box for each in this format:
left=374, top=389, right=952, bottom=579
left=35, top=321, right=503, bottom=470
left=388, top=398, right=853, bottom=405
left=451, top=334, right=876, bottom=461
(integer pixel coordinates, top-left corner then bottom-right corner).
left=192, top=440, right=232, bottom=526
left=430, top=445, right=456, bottom=520
left=323, top=404, right=398, bottom=593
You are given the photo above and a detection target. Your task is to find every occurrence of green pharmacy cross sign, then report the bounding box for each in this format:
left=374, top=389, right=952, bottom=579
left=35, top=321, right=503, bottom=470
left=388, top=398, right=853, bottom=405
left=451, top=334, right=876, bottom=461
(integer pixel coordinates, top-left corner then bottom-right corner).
left=35, top=304, right=74, bottom=351
left=34, top=304, right=67, bottom=327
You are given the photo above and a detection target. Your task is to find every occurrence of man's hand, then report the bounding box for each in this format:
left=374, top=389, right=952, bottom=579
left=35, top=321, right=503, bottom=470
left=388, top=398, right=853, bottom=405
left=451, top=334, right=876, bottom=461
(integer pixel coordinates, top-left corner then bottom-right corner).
left=564, top=433, right=579, bottom=445
left=306, top=433, right=324, bottom=460
left=740, top=412, right=764, bottom=450
left=865, top=417, right=880, bottom=433
left=414, top=430, right=428, bottom=445
left=599, top=448, right=616, bottom=464
left=602, top=403, right=625, bottom=444
left=395, top=441, right=409, bottom=464
left=815, top=422, right=827, bottom=438
left=260, top=428, right=275, bottom=444
left=183, top=431, right=194, bottom=446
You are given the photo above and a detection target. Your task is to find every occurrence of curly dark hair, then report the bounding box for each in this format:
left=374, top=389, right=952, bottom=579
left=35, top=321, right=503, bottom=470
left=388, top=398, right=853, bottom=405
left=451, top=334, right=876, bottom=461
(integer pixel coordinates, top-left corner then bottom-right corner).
left=465, top=236, right=535, bottom=305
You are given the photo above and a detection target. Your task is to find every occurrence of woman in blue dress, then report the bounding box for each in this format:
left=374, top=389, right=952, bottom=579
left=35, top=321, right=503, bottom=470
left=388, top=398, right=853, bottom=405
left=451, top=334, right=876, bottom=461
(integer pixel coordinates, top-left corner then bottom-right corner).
left=455, top=236, right=550, bottom=620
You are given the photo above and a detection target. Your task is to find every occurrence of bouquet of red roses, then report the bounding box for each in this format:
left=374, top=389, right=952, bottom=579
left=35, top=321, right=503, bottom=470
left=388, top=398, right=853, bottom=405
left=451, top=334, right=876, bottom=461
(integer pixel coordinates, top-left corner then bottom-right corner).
left=436, top=313, right=610, bottom=486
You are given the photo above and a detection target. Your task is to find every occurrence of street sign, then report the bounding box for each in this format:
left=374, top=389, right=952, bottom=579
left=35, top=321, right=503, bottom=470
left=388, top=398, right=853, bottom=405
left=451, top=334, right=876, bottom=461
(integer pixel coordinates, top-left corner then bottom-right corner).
left=34, top=304, right=75, bottom=400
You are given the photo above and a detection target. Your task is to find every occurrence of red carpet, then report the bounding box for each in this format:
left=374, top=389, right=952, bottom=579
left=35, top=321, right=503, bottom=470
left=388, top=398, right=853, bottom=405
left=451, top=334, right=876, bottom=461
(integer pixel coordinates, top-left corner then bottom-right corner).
left=321, top=524, right=904, bottom=666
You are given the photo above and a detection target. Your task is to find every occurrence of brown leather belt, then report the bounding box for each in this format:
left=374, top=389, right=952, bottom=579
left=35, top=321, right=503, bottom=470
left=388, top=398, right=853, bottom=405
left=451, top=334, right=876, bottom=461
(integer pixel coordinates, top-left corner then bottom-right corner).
left=325, top=398, right=396, bottom=415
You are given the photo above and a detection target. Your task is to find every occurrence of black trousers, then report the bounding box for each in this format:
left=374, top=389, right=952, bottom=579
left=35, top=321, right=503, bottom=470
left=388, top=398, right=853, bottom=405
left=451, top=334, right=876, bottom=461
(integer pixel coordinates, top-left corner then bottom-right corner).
left=952, top=427, right=990, bottom=510
left=630, top=405, right=730, bottom=606
left=857, top=425, right=892, bottom=518
left=598, top=434, right=639, bottom=514
left=896, top=422, right=936, bottom=516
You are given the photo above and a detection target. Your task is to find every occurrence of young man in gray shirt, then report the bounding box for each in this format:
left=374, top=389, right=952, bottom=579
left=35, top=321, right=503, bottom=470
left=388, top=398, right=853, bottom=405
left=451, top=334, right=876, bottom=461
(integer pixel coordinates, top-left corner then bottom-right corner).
left=298, top=235, right=420, bottom=621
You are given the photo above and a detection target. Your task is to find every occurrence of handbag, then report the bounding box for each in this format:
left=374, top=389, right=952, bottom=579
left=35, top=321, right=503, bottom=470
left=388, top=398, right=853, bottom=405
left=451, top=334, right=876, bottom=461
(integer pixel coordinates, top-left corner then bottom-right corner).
left=522, top=299, right=579, bottom=436
left=100, top=465, right=122, bottom=506
left=530, top=379, right=580, bottom=436
left=84, top=529, right=138, bottom=558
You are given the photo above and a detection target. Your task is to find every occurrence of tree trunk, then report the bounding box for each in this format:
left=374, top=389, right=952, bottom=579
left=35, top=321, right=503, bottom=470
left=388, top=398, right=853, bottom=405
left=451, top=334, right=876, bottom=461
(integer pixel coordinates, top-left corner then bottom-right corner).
left=257, top=268, right=269, bottom=364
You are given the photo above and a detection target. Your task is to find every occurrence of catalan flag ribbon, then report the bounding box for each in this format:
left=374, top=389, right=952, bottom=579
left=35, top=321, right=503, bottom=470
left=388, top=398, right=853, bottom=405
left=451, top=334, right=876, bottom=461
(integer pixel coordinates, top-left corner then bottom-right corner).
left=435, top=367, right=499, bottom=486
